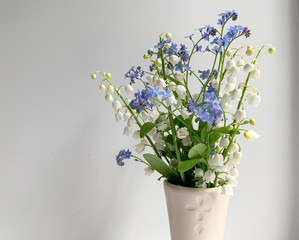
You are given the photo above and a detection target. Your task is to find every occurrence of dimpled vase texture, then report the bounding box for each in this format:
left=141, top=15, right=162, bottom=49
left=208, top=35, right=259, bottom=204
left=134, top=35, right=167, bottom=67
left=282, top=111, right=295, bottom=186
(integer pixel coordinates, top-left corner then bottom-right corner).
left=164, top=180, right=230, bottom=240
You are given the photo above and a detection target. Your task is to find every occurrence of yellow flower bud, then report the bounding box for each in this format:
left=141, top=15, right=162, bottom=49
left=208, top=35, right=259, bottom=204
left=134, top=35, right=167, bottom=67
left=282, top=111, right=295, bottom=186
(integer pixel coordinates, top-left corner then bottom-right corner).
left=244, top=131, right=251, bottom=139
left=249, top=119, right=256, bottom=125
left=165, top=32, right=172, bottom=39
left=268, top=47, right=275, bottom=54
left=228, top=125, right=234, bottom=131
left=99, top=84, right=106, bottom=91
left=226, top=50, right=233, bottom=57
left=105, top=72, right=111, bottom=79
left=246, top=48, right=254, bottom=56
left=156, top=58, right=162, bottom=66
left=143, top=53, right=150, bottom=59
left=91, top=74, right=97, bottom=80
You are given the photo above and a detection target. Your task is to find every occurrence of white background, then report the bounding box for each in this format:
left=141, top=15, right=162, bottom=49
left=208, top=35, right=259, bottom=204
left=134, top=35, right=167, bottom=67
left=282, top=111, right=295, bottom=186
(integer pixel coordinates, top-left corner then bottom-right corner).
left=0, top=0, right=298, bottom=239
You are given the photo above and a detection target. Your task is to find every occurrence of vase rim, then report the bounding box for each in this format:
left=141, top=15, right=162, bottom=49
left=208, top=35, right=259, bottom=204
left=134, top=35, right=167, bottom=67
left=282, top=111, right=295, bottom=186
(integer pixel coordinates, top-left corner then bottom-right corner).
left=164, top=179, right=222, bottom=192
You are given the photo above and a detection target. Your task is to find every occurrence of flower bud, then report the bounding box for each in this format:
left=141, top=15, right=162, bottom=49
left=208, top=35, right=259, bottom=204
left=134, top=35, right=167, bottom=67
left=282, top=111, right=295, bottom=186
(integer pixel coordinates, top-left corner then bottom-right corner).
left=246, top=48, right=254, bottom=56
left=165, top=32, right=172, bottom=39
left=99, top=84, right=106, bottom=91
left=143, top=53, right=149, bottom=59
left=268, top=47, right=275, bottom=54
left=108, top=85, right=114, bottom=94
left=105, top=72, right=111, bottom=79
left=164, top=43, right=171, bottom=48
left=250, top=119, right=256, bottom=125
left=244, top=131, right=251, bottom=139
left=105, top=94, right=113, bottom=103
left=156, top=58, right=162, bottom=66
left=226, top=50, right=233, bottom=57
left=250, top=69, right=261, bottom=79
left=228, top=125, right=234, bottom=131
left=91, top=74, right=96, bottom=80
left=237, top=59, right=245, bottom=67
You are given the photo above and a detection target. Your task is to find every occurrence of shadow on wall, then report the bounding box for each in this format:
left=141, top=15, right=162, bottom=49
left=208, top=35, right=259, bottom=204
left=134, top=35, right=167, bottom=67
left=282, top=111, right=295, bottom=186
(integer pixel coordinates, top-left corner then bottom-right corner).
left=290, top=0, right=299, bottom=239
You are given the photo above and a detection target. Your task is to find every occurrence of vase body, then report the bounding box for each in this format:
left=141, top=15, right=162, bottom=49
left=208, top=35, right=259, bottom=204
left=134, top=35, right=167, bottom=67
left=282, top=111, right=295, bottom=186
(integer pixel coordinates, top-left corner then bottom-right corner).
left=164, top=180, right=230, bottom=240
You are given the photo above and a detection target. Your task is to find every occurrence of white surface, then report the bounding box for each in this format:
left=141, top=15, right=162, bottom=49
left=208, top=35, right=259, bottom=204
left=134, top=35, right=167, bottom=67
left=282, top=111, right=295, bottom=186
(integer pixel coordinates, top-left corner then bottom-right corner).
left=0, top=0, right=298, bottom=239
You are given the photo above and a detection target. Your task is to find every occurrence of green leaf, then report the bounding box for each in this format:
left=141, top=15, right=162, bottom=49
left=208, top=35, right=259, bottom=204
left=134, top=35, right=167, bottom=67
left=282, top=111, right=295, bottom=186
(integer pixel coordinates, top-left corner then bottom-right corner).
left=209, top=131, right=224, bottom=144
left=190, top=135, right=202, bottom=144
left=143, top=154, right=178, bottom=180
left=178, top=158, right=207, bottom=173
left=213, top=126, right=230, bottom=134
left=188, top=143, right=208, bottom=159
left=155, top=113, right=167, bottom=124
left=140, top=122, right=155, bottom=138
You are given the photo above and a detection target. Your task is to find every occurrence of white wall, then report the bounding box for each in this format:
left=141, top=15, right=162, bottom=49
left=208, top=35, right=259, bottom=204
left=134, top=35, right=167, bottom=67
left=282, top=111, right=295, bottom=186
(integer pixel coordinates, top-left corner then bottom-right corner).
left=0, top=0, right=298, bottom=239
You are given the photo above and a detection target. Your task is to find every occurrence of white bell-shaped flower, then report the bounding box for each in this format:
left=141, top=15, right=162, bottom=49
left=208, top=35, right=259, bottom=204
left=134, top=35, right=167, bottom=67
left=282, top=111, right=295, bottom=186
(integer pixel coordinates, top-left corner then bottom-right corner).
left=124, top=112, right=131, bottom=121
left=230, top=88, right=242, bottom=100
left=203, top=170, right=216, bottom=184
left=105, top=94, right=113, bottom=103
left=225, top=59, right=235, bottom=69
left=134, top=139, right=148, bottom=154
left=174, top=73, right=185, bottom=83
left=233, top=109, right=246, bottom=122
left=127, top=117, right=136, bottom=127
left=141, top=111, right=150, bottom=121
left=229, top=66, right=240, bottom=77
left=250, top=69, right=261, bottom=79
left=175, top=85, right=186, bottom=99
left=132, top=130, right=141, bottom=140
left=246, top=92, right=261, bottom=107
left=125, top=85, right=134, bottom=94
left=156, top=78, right=166, bottom=88
left=144, top=167, right=154, bottom=176
left=150, top=110, right=160, bottom=121
left=219, top=138, right=230, bottom=147
left=229, top=143, right=238, bottom=153
left=222, top=185, right=234, bottom=195
left=182, top=136, right=192, bottom=146
left=233, top=151, right=242, bottom=163
left=108, top=85, right=114, bottom=94
left=208, top=154, right=224, bottom=171
left=115, top=112, right=124, bottom=122
left=221, top=93, right=232, bottom=110
left=193, top=167, right=204, bottom=178
left=182, top=108, right=191, bottom=120
left=244, top=130, right=261, bottom=142
left=157, top=121, right=168, bottom=131
left=226, top=175, right=238, bottom=187
left=225, top=82, right=235, bottom=92
left=237, top=59, right=245, bottom=67
left=211, top=79, right=219, bottom=89
left=168, top=82, right=177, bottom=91
left=165, top=96, right=177, bottom=106
left=177, top=127, right=189, bottom=139
left=227, top=76, right=237, bottom=85
left=243, top=63, right=255, bottom=73
left=146, top=75, right=155, bottom=85
left=148, top=127, right=156, bottom=137
left=230, top=168, right=239, bottom=177
left=169, top=55, right=181, bottom=65
left=123, top=126, right=132, bottom=136
left=112, top=100, right=122, bottom=111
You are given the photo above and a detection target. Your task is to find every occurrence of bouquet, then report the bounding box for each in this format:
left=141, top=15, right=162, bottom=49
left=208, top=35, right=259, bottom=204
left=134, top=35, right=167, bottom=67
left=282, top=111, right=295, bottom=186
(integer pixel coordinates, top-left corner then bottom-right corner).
left=91, top=10, right=275, bottom=195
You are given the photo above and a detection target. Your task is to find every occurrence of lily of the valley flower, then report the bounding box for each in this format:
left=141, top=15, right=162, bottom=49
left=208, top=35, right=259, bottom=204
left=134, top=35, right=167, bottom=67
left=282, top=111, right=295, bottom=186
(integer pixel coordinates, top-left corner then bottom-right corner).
left=125, top=85, right=134, bottom=94
left=177, top=127, right=189, bottom=139
left=193, top=167, right=204, bottom=178
left=244, top=130, right=261, bottom=142
left=233, top=109, right=246, bottom=122
left=243, top=63, right=254, bottom=73
left=230, top=88, right=242, bottom=100
left=203, top=170, right=216, bottom=184
left=182, top=136, right=192, bottom=146
left=112, top=100, right=122, bottom=111
left=169, top=55, right=181, bottom=65
left=250, top=69, right=261, bottom=79
left=105, top=94, right=113, bottom=103
left=135, top=139, right=148, bottom=154
left=246, top=92, right=261, bottom=107
left=144, top=166, right=154, bottom=176
left=123, top=126, right=132, bottom=136
left=115, top=112, right=124, bottom=122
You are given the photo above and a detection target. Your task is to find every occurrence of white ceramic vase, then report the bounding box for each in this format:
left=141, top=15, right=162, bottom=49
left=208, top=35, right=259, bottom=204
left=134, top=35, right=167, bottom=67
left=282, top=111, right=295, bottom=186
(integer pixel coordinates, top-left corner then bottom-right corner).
left=164, top=180, right=230, bottom=240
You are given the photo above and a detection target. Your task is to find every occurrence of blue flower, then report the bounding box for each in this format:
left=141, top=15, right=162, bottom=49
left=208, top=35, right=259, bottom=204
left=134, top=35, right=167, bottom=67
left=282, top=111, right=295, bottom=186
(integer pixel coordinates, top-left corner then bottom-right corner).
left=210, top=105, right=223, bottom=118
left=116, top=149, right=131, bottom=166
left=188, top=101, right=198, bottom=113
left=217, top=10, right=238, bottom=25
left=148, top=86, right=160, bottom=98
left=200, top=70, right=210, bottom=80
left=178, top=44, right=190, bottom=62
left=184, top=33, right=194, bottom=39
left=226, top=25, right=244, bottom=39
left=160, top=88, right=172, bottom=99
left=195, top=45, right=203, bottom=52
left=182, top=64, right=191, bottom=71
left=199, top=110, right=213, bottom=124
left=124, top=66, right=145, bottom=84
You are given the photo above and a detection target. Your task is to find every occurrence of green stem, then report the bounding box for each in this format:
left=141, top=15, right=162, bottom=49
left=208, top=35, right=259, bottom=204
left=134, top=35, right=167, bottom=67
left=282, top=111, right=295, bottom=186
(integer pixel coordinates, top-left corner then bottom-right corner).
left=168, top=109, right=186, bottom=185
